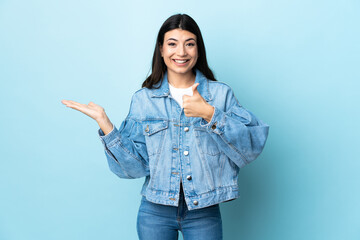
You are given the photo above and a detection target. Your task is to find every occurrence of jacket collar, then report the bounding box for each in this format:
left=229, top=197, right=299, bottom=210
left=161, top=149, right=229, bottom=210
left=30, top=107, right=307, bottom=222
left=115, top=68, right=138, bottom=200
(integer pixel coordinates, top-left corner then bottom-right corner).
left=150, top=68, right=212, bottom=102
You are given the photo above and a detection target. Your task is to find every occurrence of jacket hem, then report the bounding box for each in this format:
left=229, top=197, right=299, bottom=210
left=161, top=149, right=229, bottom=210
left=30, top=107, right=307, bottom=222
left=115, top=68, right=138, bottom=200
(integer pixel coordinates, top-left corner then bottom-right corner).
left=141, top=184, right=239, bottom=211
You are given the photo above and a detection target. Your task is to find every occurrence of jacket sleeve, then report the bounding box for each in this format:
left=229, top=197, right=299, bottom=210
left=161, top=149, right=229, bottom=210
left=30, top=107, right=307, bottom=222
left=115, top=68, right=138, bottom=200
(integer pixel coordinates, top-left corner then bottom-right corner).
left=199, top=86, right=270, bottom=169
left=98, top=95, right=150, bottom=179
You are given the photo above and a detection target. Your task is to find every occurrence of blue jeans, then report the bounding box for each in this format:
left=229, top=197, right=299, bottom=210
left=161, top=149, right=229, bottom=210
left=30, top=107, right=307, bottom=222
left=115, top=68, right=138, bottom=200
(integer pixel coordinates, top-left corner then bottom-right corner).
left=137, top=183, right=223, bottom=240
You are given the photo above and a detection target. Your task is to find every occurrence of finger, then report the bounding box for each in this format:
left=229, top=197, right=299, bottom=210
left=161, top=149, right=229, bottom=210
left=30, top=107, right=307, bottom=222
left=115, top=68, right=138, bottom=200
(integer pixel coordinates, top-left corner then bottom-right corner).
left=62, top=100, right=80, bottom=107
left=192, top=83, right=199, bottom=93
left=62, top=100, right=87, bottom=112
left=68, top=100, right=85, bottom=107
left=182, top=95, right=191, bottom=101
left=62, top=100, right=79, bottom=104
left=63, top=102, right=82, bottom=111
left=64, top=100, right=88, bottom=109
left=61, top=99, right=72, bottom=105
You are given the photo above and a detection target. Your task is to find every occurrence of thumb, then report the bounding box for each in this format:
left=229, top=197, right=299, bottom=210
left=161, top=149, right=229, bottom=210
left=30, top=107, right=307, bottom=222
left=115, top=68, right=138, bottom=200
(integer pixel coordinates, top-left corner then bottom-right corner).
left=192, top=83, right=200, bottom=95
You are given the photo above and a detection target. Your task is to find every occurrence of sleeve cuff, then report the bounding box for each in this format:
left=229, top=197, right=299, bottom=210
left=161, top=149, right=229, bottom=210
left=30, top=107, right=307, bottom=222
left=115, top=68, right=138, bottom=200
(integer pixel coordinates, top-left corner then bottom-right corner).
left=98, top=124, right=119, bottom=146
left=199, top=106, right=225, bottom=135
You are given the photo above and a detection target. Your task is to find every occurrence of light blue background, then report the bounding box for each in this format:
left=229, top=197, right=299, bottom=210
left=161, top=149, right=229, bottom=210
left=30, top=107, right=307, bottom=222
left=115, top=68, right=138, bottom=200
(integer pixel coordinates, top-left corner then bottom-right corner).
left=1, top=0, right=359, bottom=239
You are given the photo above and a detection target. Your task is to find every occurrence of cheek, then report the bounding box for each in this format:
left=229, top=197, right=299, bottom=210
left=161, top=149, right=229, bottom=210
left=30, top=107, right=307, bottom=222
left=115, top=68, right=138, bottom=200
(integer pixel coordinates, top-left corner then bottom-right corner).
left=191, top=52, right=198, bottom=63
left=162, top=49, right=171, bottom=60
left=164, top=48, right=175, bottom=56
left=190, top=49, right=198, bottom=59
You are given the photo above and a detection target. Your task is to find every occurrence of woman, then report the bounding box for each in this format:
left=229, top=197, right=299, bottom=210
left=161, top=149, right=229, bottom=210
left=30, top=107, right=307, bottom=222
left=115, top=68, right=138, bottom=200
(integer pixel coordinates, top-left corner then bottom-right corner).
left=61, top=14, right=269, bottom=240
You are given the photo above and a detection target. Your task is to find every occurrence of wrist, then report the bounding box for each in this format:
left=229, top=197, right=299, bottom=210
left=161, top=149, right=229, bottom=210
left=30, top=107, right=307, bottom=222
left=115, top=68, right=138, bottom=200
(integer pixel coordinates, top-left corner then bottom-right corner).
left=202, top=104, right=215, bottom=123
left=98, top=118, right=114, bottom=136
left=96, top=111, right=109, bottom=123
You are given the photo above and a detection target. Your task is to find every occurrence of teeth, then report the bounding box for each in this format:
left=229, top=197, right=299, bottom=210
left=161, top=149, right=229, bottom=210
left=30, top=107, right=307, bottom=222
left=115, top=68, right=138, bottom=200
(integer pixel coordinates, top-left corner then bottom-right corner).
left=174, top=59, right=188, bottom=63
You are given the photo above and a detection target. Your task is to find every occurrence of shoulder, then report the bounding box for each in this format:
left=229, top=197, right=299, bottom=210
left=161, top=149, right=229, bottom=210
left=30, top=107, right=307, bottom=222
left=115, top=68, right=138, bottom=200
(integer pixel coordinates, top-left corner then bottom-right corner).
left=131, top=87, right=152, bottom=101
left=134, top=87, right=148, bottom=95
left=196, top=68, right=233, bottom=94
left=126, top=87, right=154, bottom=119
left=208, top=80, right=233, bottom=90
left=206, top=79, right=241, bottom=108
left=207, top=79, right=236, bottom=98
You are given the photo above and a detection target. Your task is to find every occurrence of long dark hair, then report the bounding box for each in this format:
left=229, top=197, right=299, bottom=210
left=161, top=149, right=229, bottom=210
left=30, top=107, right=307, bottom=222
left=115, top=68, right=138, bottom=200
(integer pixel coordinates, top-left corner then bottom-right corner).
left=142, top=14, right=217, bottom=89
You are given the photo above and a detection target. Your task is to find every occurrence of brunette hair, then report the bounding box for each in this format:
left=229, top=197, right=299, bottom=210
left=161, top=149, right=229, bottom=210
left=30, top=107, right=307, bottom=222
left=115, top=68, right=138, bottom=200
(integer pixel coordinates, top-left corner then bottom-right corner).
left=142, top=14, right=217, bottom=89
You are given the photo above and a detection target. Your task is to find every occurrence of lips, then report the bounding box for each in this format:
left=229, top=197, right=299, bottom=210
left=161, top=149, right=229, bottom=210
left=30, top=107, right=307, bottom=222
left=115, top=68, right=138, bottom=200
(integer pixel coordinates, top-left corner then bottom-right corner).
left=173, top=59, right=190, bottom=63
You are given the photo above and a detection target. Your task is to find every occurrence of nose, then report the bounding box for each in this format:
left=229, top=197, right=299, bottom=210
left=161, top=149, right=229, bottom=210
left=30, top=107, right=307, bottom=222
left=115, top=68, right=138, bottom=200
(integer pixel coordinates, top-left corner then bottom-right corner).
left=177, top=44, right=186, bottom=56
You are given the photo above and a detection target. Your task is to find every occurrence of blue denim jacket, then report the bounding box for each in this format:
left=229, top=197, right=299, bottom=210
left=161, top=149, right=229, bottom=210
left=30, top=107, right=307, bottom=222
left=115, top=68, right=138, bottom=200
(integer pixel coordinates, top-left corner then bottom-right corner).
left=98, top=69, right=269, bottom=210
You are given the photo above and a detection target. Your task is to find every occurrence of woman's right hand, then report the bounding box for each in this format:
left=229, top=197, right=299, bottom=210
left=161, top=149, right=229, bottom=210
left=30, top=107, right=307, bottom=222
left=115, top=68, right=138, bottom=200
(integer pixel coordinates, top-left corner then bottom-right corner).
left=61, top=100, right=114, bottom=135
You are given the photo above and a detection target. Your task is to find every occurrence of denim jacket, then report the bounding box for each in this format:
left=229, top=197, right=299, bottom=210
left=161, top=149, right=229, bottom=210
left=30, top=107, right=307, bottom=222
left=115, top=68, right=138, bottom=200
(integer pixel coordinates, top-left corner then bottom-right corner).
left=98, top=69, right=269, bottom=210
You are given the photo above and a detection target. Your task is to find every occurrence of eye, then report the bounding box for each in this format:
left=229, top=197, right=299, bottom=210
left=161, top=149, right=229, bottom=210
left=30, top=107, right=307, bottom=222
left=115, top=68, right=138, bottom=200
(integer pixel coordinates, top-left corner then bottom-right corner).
left=168, top=42, right=176, bottom=46
left=186, top=43, right=195, bottom=47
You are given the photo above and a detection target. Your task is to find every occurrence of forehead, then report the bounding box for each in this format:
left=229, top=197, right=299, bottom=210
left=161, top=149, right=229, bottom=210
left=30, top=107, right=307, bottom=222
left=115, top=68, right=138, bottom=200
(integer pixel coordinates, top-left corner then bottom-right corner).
left=164, top=29, right=197, bottom=41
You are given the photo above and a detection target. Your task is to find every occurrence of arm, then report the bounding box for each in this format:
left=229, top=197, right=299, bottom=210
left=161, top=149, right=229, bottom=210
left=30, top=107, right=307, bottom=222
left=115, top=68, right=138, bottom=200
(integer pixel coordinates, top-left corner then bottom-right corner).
left=61, top=97, right=149, bottom=179
left=98, top=95, right=149, bottom=179
left=199, top=87, right=270, bottom=169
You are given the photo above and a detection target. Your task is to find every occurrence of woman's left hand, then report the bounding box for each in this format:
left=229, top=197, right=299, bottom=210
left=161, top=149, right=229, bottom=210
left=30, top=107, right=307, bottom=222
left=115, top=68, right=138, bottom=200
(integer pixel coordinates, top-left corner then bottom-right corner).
left=182, top=83, right=215, bottom=123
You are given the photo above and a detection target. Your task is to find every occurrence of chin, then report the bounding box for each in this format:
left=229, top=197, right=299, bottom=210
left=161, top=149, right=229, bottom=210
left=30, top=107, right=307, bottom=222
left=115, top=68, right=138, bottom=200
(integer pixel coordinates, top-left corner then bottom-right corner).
left=175, top=68, right=191, bottom=74
left=168, top=65, right=196, bottom=75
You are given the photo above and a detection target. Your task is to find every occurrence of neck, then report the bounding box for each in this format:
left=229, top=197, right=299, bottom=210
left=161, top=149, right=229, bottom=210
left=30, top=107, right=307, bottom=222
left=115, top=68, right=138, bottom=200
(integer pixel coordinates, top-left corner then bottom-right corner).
left=167, top=69, right=196, bottom=88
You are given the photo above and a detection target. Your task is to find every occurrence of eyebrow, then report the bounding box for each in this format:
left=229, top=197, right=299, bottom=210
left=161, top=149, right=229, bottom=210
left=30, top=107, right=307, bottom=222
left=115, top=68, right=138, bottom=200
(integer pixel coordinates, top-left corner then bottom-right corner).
left=166, top=38, right=196, bottom=42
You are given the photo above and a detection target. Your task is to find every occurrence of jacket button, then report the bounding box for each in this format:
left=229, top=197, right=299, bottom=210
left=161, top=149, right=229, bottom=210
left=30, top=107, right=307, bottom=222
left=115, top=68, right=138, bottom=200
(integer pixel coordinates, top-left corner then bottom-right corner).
left=211, top=122, right=217, bottom=130
left=184, top=127, right=189, bottom=132
left=183, top=151, right=189, bottom=156
left=186, top=175, right=192, bottom=180
left=193, top=200, right=198, bottom=205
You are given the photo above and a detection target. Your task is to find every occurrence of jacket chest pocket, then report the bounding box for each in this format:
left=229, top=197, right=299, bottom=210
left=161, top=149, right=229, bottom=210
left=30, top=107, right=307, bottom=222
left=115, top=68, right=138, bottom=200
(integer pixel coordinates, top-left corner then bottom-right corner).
left=194, top=127, right=221, bottom=156
left=143, top=120, right=169, bottom=157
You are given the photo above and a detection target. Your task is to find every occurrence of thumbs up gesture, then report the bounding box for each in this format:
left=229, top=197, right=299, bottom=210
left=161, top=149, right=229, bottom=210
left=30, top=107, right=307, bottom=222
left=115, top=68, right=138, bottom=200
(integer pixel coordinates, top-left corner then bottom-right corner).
left=182, top=83, right=215, bottom=123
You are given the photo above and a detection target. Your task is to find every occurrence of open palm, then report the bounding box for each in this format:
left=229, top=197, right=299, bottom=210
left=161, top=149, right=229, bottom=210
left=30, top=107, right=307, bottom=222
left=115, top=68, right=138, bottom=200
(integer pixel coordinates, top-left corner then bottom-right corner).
left=61, top=100, right=105, bottom=121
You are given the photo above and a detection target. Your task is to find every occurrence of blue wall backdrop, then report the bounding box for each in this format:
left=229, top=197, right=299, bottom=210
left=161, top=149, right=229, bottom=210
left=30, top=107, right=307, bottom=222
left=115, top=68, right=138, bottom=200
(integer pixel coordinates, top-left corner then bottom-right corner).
left=1, top=0, right=359, bottom=239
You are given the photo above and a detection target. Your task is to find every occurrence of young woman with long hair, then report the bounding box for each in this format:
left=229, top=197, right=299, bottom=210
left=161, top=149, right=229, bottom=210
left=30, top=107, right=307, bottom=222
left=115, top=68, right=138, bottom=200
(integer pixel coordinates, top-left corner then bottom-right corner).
left=62, top=13, right=269, bottom=240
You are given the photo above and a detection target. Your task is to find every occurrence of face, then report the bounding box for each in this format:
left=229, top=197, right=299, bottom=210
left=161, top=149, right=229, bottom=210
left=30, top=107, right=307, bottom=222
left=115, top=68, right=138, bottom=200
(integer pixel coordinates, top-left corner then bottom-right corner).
left=160, top=28, right=198, bottom=76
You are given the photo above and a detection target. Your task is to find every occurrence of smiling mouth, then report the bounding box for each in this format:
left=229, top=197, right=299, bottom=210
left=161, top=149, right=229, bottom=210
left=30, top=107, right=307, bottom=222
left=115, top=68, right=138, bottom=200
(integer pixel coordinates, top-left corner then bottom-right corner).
left=173, top=59, right=190, bottom=63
